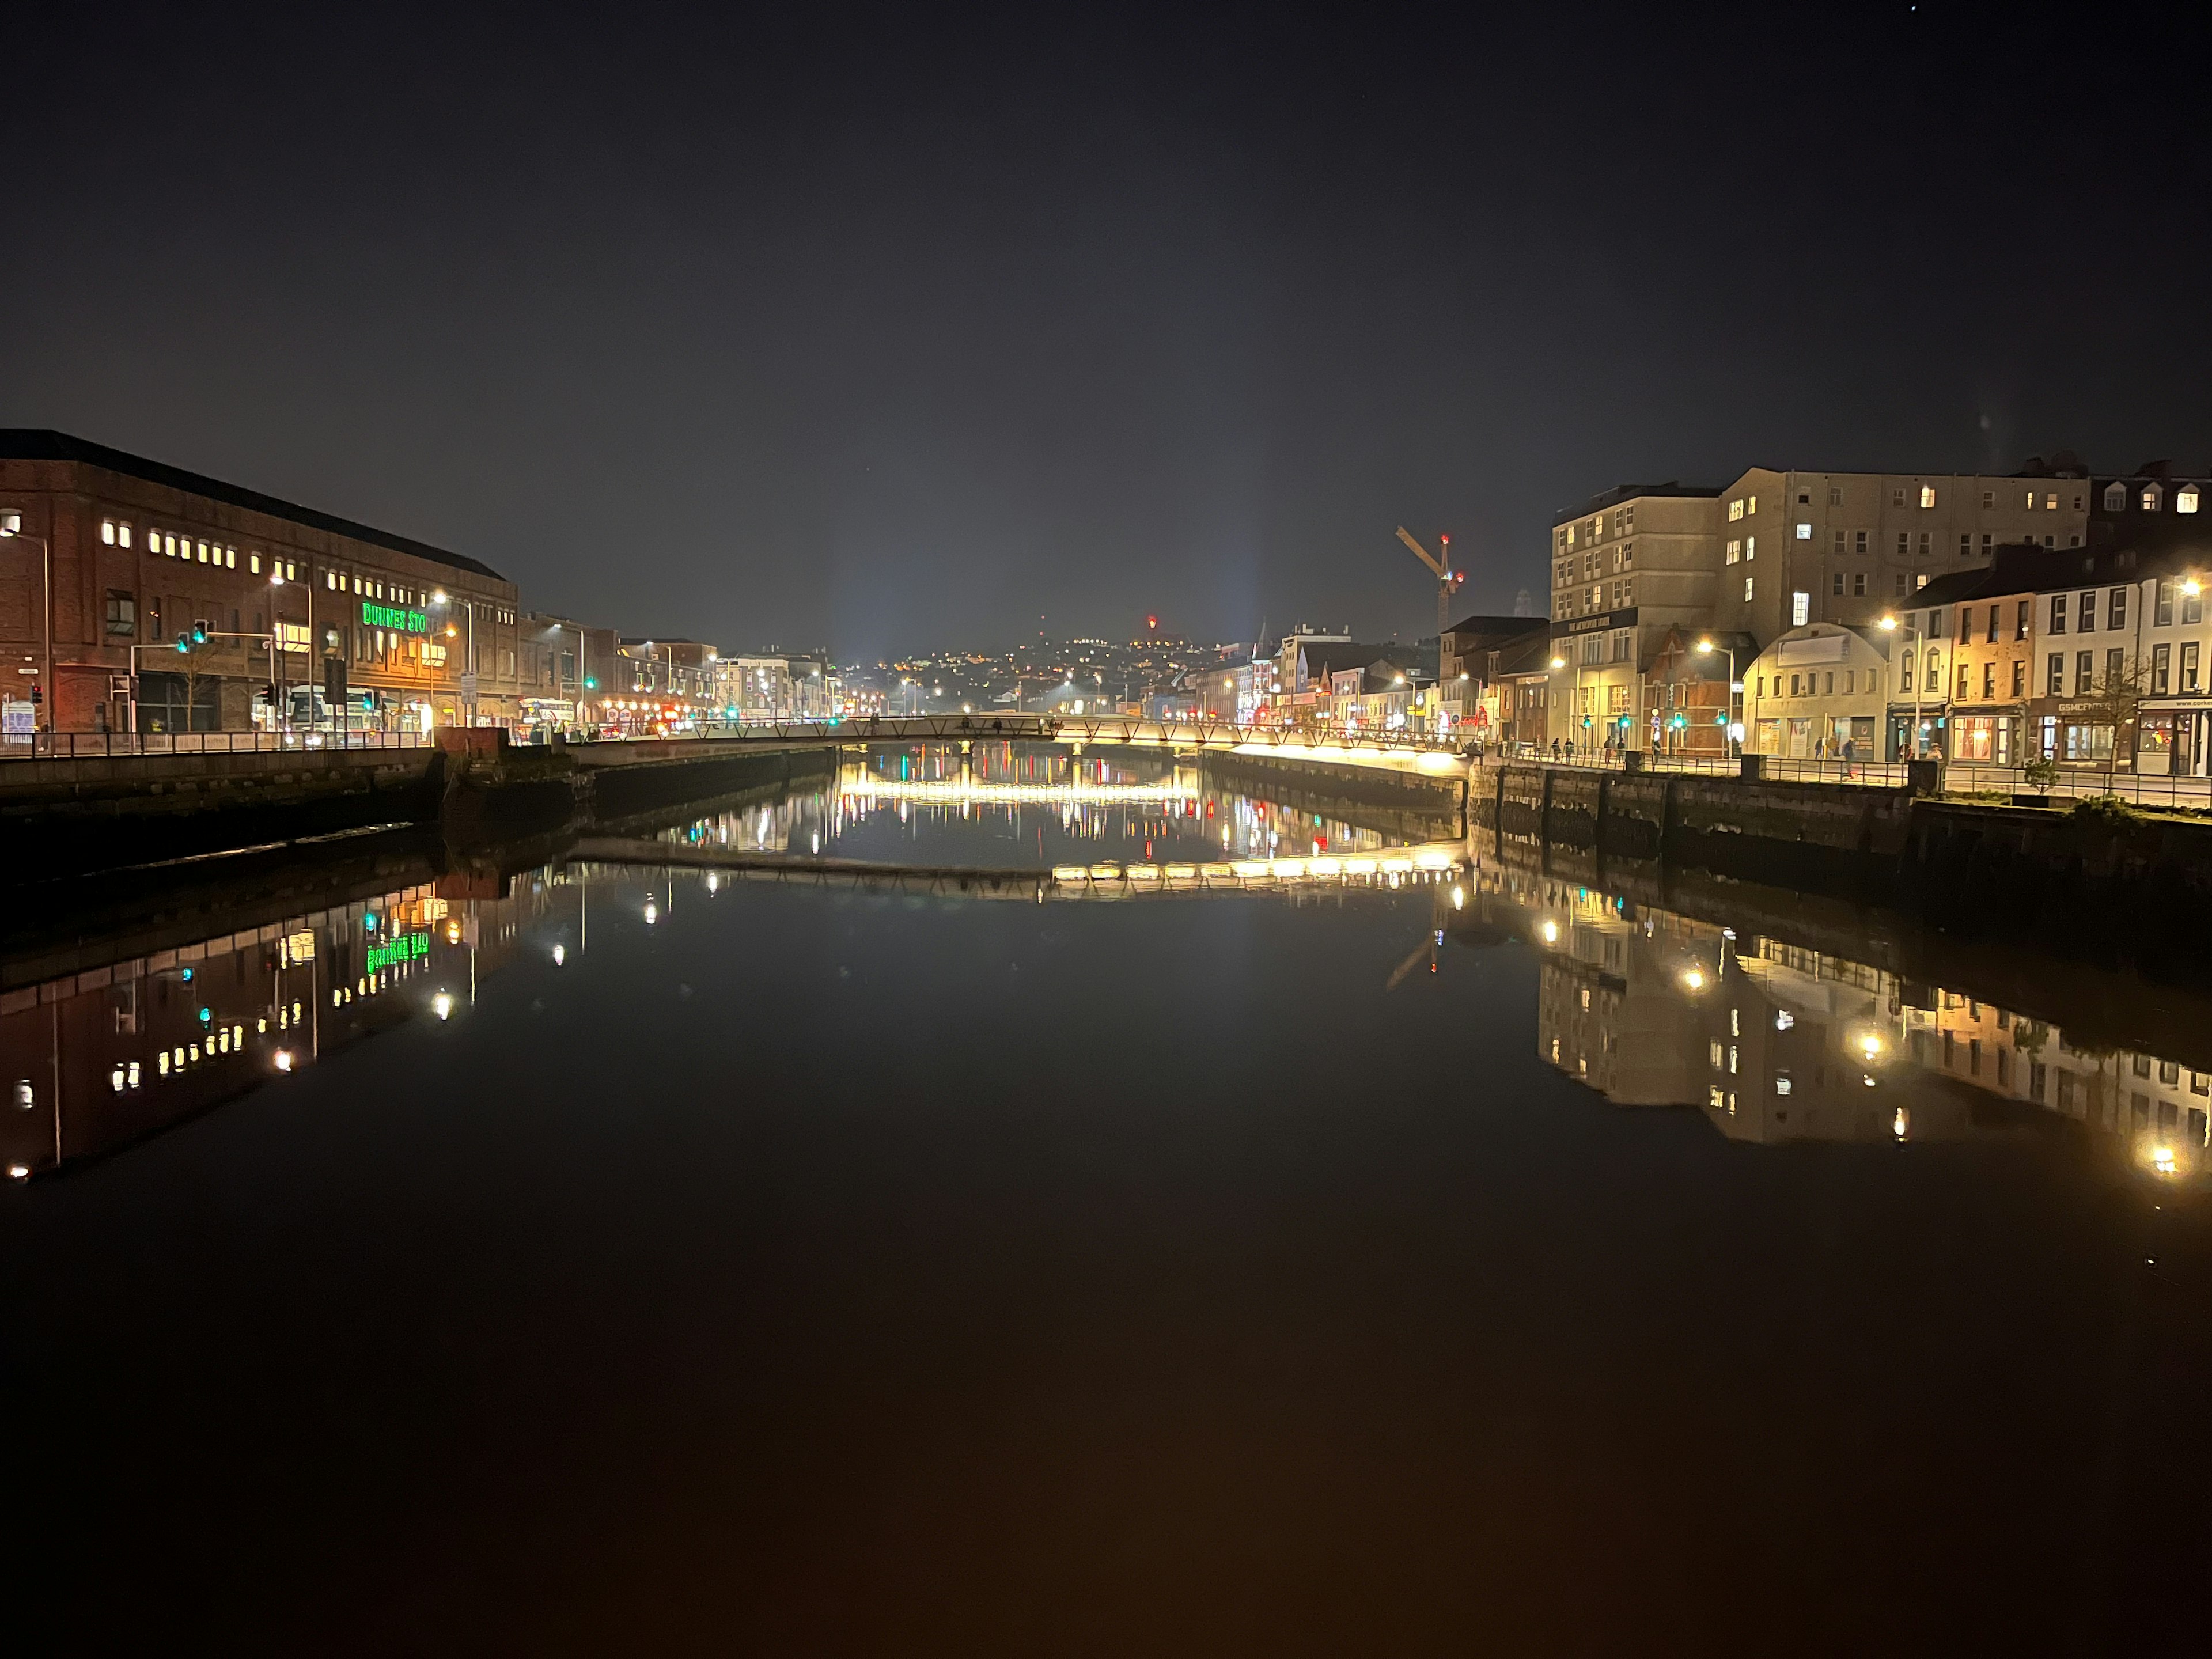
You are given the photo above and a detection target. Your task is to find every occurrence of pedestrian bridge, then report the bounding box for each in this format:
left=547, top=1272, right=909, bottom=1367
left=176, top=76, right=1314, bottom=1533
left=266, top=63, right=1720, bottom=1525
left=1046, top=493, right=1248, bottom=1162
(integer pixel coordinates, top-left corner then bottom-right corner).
left=567, top=714, right=1468, bottom=779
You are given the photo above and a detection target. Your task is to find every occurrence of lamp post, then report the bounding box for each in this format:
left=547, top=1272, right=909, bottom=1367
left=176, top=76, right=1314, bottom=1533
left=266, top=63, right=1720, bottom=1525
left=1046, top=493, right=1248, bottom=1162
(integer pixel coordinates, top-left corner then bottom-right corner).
left=1695, top=638, right=1738, bottom=757
left=431, top=589, right=476, bottom=726
left=1878, top=615, right=1922, bottom=760
left=0, top=513, right=52, bottom=739
left=1550, top=650, right=1586, bottom=759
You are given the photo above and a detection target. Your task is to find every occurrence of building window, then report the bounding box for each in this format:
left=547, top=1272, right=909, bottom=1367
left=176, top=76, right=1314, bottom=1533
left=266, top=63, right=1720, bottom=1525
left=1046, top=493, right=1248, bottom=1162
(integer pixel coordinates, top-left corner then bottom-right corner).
left=2105, top=482, right=2127, bottom=512
left=1854, top=530, right=1868, bottom=557
left=2077, top=650, right=2094, bottom=694
left=2154, top=642, right=2171, bottom=693
left=1745, top=536, right=1756, bottom=560
left=1726, top=539, right=1740, bottom=564
left=1917, top=531, right=1931, bottom=558
left=1792, top=590, right=1809, bottom=626
left=2187, top=588, right=2205, bottom=627
left=1982, top=662, right=1995, bottom=699
left=1744, top=576, right=1754, bottom=601
left=1832, top=572, right=1844, bottom=596
left=1892, top=487, right=1907, bottom=508
left=2050, top=594, right=2067, bottom=635
left=2014, top=601, right=2028, bottom=641
left=2180, top=486, right=2200, bottom=514
left=2078, top=592, right=2096, bottom=632
left=2107, top=647, right=2124, bottom=686
left=1828, top=487, right=1842, bottom=506
left=2142, top=484, right=2164, bottom=512
left=1796, top=522, right=1812, bottom=540
left=1920, top=485, right=1938, bottom=509
left=104, top=591, right=135, bottom=638
left=1982, top=490, right=1996, bottom=509
left=1901, top=654, right=1915, bottom=693
left=1959, top=533, right=1971, bottom=557
left=1621, top=543, right=1634, bottom=566
left=1729, top=498, right=1744, bottom=521
left=100, top=518, right=116, bottom=544
left=1832, top=529, right=1846, bottom=557
left=2011, top=660, right=2026, bottom=698
left=2047, top=653, right=2064, bottom=695
left=2046, top=493, right=2058, bottom=510
left=1853, top=572, right=1866, bottom=596
left=2185, top=642, right=2200, bottom=692
left=1957, top=665, right=1971, bottom=699
left=1896, top=531, right=1910, bottom=560
left=2109, top=588, right=2127, bottom=630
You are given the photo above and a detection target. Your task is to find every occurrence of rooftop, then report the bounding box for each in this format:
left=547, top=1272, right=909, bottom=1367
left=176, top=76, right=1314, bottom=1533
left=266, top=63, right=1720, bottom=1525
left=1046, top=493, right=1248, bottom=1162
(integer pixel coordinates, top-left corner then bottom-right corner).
left=1556, top=481, right=1722, bottom=524
left=0, top=428, right=507, bottom=583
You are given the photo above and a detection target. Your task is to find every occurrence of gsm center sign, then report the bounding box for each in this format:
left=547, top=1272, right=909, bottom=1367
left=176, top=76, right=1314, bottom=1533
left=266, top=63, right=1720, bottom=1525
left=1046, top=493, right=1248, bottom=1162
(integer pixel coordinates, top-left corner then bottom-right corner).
left=361, top=599, right=430, bottom=634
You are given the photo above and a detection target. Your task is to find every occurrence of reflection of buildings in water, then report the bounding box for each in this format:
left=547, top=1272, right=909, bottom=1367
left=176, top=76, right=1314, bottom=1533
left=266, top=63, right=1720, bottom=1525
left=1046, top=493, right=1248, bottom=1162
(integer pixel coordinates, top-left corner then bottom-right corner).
left=1483, top=863, right=2212, bottom=1179
left=0, top=874, right=561, bottom=1181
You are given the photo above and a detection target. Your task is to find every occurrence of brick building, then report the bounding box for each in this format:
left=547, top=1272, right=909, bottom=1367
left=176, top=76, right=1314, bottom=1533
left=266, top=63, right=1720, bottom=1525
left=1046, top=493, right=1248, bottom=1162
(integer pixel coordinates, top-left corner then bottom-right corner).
left=0, top=430, right=522, bottom=733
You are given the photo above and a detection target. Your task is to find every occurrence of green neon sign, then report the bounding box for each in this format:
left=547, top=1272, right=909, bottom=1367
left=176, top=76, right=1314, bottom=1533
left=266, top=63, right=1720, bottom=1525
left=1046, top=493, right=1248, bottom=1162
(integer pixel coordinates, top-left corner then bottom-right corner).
left=365, top=931, right=429, bottom=975
left=361, top=600, right=430, bottom=634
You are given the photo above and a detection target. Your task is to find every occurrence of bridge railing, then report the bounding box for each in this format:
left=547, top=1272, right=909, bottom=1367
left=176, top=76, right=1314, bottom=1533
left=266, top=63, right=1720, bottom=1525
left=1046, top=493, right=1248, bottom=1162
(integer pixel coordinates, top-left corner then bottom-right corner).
left=0, top=729, right=437, bottom=761
left=615, top=714, right=1463, bottom=755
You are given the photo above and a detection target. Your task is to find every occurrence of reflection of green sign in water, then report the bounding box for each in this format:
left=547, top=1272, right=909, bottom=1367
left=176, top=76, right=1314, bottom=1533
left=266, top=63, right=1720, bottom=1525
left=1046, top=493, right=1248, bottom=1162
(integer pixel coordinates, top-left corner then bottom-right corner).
left=366, top=931, right=430, bottom=975
left=361, top=600, right=430, bottom=634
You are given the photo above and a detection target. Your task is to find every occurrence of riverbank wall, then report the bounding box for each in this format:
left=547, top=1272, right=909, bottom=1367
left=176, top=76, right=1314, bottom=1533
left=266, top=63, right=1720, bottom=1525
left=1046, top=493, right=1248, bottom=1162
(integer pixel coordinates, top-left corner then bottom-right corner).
left=1468, top=758, right=2212, bottom=979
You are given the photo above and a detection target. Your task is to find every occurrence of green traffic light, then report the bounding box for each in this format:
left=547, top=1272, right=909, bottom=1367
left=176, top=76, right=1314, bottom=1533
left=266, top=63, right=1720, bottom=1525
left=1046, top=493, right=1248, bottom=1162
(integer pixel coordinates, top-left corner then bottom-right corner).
left=192, top=624, right=207, bottom=643
left=175, top=634, right=190, bottom=653
left=583, top=677, right=597, bottom=689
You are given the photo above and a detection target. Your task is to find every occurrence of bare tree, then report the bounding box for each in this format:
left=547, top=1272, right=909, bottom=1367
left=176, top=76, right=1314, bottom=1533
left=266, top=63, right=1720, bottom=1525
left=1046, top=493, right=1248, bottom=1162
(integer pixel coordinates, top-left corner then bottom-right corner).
left=2082, top=650, right=2152, bottom=792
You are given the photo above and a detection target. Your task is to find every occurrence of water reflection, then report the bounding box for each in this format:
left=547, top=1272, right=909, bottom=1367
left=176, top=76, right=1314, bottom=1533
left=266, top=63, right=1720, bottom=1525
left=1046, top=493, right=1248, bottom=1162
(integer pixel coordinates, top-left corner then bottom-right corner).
left=1459, top=860, right=2212, bottom=1183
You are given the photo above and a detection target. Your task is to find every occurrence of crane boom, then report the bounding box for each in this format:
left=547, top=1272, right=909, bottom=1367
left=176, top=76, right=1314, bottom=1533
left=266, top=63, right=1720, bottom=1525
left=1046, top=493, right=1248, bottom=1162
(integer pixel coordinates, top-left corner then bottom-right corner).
left=1395, top=525, right=1445, bottom=577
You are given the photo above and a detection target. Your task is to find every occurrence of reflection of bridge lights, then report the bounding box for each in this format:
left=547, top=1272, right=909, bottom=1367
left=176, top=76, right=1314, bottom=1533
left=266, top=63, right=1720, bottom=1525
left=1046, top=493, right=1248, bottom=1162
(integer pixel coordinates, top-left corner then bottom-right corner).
left=643, top=902, right=658, bottom=926
left=432, top=991, right=454, bottom=1021
left=7, top=1165, right=29, bottom=1182
left=275, top=1050, right=294, bottom=1073
left=1540, top=920, right=1559, bottom=944
left=1681, top=969, right=1705, bottom=991
left=1451, top=885, right=1464, bottom=908
left=2150, top=1145, right=2179, bottom=1176
left=552, top=945, right=566, bottom=967
left=1859, top=1034, right=1883, bottom=1058
left=1892, top=1108, right=1909, bottom=1140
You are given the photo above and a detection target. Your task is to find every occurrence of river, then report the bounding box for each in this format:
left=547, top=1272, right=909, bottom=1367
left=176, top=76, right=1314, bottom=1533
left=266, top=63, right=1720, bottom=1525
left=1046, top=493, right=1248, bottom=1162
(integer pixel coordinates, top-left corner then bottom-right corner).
left=4, top=743, right=2208, bottom=1654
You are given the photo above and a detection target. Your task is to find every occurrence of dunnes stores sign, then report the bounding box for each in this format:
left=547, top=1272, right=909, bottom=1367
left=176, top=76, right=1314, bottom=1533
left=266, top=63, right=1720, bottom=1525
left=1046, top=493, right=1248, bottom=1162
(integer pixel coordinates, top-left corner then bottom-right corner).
left=361, top=599, right=430, bottom=634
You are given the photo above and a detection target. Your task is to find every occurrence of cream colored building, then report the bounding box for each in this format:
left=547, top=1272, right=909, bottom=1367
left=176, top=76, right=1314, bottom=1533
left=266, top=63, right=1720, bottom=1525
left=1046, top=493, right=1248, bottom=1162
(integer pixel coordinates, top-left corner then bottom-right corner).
left=1741, top=623, right=1893, bottom=759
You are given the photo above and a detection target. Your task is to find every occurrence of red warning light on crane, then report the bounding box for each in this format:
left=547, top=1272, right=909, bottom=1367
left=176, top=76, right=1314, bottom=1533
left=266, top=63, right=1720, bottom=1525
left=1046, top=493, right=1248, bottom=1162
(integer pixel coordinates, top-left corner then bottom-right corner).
left=1146, top=613, right=1158, bottom=630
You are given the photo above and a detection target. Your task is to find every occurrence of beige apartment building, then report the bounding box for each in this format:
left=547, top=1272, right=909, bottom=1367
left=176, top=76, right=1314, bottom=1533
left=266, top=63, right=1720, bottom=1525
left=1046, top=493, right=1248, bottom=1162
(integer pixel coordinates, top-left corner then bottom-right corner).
left=1702, top=467, right=2090, bottom=643
left=1546, top=483, right=1724, bottom=748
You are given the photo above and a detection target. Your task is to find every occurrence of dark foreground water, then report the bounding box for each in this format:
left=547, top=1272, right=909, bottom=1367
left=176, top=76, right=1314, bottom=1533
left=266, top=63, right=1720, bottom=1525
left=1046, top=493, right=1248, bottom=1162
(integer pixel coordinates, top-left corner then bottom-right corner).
left=5, top=746, right=2211, bottom=1654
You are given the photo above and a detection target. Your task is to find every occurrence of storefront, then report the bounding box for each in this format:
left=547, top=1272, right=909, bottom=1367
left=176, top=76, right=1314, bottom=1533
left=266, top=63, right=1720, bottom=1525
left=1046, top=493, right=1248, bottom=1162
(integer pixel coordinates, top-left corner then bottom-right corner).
left=1888, top=709, right=1949, bottom=762
left=2136, top=698, right=2212, bottom=776
left=1950, top=710, right=2021, bottom=765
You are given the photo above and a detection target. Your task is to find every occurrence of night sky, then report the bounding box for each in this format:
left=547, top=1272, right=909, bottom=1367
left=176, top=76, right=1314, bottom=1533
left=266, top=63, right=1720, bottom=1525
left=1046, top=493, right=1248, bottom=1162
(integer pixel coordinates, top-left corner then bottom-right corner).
left=3, top=3, right=2207, bottom=659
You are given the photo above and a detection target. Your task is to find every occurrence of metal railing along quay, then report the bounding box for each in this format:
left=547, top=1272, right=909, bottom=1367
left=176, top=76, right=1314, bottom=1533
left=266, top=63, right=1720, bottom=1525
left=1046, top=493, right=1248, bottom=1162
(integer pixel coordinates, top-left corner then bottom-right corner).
left=0, top=729, right=438, bottom=761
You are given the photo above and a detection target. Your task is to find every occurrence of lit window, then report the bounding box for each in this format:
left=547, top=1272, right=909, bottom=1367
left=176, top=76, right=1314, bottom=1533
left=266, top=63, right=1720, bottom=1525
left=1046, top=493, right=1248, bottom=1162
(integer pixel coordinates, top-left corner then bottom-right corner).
left=1726, top=539, right=1741, bottom=565
left=197, top=540, right=209, bottom=562
left=1744, top=576, right=1755, bottom=601
left=2046, top=493, right=2058, bottom=510
left=1795, top=522, right=1812, bottom=540
left=164, top=532, right=177, bottom=556
left=1747, top=495, right=1758, bottom=515
left=2180, top=486, right=2200, bottom=514
left=1745, top=535, right=1756, bottom=560
left=249, top=553, right=260, bottom=574
left=119, top=524, right=131, bottom=548
left=1920, top=485, right=1937, bottom=509
left=225, top=547, right=236, bottom=568
left=1792, top=590, right=1809, bottom=626
left=2142, top=484, right=2163, bottom=512
left=1728, top=499, right=1744, bottom=522
left=101, top=519, right=116, bottom=544
left=2025, top=490, right=2037, bottom=510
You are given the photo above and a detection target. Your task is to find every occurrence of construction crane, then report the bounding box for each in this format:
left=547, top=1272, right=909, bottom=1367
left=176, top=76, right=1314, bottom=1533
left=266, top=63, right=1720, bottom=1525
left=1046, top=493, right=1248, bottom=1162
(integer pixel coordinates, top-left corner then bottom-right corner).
left=1395, top=526, right=1463, bottom=679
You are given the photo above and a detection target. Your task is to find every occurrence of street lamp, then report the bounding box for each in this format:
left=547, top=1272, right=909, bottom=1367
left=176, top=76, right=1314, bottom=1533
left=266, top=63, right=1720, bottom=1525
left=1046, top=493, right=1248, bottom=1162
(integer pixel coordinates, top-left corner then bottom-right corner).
left=1695, top=637, right=1738, bottom=756
left=1550, top=652, right=1590, bottom=757
left=0, top=512, right=52, bottom=738
left=1878, top=614, right=1925, bottom=760
left=430, top=589, right=475, bottom=726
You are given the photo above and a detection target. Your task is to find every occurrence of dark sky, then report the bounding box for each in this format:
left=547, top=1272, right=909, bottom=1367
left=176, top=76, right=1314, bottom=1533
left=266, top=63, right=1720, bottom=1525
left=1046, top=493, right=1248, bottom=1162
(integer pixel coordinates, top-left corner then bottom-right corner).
left=4, top=3, right=2207, bottom=660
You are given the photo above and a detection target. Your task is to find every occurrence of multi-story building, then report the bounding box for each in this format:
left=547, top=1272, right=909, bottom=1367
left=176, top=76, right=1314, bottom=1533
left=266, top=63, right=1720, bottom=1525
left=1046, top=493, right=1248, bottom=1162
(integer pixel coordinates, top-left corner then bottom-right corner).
left=1, top=430, right=524, bottom=734
left=1546, top=483, right=1724, bottom=747
left=1441, top=614, right=1548, bottom=735
left=1702, top=465, right=2090, bottom=646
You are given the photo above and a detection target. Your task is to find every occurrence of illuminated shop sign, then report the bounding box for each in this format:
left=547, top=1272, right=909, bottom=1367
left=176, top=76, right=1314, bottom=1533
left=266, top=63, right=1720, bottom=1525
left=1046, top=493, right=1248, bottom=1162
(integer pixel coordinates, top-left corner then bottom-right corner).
left=365, top=931, right=430, bottom=975
left=361, top=600, right=430, bottom=634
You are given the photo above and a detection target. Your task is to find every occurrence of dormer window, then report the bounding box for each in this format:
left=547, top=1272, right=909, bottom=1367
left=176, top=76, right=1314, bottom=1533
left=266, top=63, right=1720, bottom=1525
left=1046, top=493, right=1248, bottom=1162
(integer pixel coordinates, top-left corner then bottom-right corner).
left=2142, top=483, right=2164, bottom=512
left=2104, top=482, right=2127, bottom=512
left=1919, top=485, right=1938, bottom=509
left=2180, top=486, right=2200, bottom=514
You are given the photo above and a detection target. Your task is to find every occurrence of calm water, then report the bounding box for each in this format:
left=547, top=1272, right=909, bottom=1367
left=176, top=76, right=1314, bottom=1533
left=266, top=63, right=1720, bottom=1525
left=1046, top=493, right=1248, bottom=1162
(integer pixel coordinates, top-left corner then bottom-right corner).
left=6, top=745, right=2210, bottom=1654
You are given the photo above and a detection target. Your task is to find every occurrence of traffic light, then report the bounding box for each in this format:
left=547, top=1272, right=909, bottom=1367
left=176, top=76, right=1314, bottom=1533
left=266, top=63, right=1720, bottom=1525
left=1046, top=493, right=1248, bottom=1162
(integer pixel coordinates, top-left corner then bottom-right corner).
left=28, top=681, right=40, bottom=706
left=582, top=676, right=597, bottom=690
left=175, top=633, right=190, bottom=653
left=191, top=620, right=209, bottom=644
